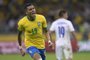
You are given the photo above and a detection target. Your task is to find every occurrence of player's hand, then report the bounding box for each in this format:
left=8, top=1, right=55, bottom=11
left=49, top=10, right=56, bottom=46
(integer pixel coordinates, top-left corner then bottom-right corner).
left=76, top=44, right=79, bottom=51
left=19, top=46, right=25, bottom=56
left=48, top=40, right=54, bottom=49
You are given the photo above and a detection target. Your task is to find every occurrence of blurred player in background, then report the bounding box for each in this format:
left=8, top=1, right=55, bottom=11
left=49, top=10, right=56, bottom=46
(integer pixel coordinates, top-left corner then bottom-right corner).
left=17, top=3, right=52, bottom=60
left=48, top=9, right=77, bottom=60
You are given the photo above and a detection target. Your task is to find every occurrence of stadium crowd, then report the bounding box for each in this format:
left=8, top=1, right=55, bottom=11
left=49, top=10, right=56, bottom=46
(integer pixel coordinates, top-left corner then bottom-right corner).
left=0, top=0, right=90, bottom=40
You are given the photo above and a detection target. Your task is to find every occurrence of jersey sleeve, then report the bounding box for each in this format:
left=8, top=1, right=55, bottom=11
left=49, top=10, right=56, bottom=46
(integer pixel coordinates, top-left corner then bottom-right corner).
left=42, top=16, right=47, bottom=28
left=69, top=21, right=75, bottom=32
left=49, top=22, right=55, bottom=31
left=17, top=19, right=24, bottom=31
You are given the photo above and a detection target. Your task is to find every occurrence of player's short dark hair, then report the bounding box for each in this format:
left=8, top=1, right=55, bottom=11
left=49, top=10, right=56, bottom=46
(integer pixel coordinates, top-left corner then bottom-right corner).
left=25, top=3, right=33, bottom=9
left=59, top=9, right=67, bottom=17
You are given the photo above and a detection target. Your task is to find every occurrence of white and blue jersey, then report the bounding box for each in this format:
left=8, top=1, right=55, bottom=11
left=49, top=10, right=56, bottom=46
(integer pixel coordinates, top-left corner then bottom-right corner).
left=50, top=18, right=75, bottom=47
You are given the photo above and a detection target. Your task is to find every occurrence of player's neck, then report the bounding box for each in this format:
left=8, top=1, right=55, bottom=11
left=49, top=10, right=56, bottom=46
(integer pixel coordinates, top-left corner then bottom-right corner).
left=59, top=17, right=67, bottom=19
left=27, top=15, right=36, bottom=21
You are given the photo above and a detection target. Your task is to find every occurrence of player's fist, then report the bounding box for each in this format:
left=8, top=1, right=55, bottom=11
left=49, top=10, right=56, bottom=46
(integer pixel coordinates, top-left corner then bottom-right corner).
left=48, top=40, right=54, bottom=49
left=19, top=46, right=25, bottom=56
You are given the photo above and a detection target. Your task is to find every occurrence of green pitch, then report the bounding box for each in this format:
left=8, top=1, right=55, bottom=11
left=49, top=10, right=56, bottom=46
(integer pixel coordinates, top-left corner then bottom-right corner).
left=0, top=52, right=90, bottom=60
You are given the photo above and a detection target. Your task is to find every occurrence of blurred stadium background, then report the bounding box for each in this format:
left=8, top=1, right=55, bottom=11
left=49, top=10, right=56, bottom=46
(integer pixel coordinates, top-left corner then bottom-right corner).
left=0, top=0, right=90, bottom=60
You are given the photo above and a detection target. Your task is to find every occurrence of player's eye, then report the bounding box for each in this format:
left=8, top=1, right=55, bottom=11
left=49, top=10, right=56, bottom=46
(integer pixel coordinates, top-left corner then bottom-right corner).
left=29, top=9, right=32, bottom=11
left=32, top=8, right=35, bottom=10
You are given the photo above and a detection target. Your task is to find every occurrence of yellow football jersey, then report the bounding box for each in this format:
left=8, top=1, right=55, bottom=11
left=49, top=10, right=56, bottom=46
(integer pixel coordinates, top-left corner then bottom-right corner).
left=18, top=14, right=47, bottom=49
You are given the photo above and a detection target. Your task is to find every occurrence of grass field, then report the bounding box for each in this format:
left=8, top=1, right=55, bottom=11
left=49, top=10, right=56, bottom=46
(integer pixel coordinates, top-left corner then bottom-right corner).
left=0, top=52, right=90, bottom=60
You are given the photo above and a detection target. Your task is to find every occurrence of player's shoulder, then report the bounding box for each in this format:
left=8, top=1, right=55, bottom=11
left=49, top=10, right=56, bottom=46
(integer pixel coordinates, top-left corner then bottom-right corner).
left=18, top=16, right=27, bottom=24
left=18, top=16, right=26, bottom=22
left=51, top=19, right=58, bottom=25
left=36, top=14, right=45, bottom=18
left=52, top=18, right=63, bottom=24
left=62, top=19, right=72, bottom=24
left=66, top=20, right=72, bottom=24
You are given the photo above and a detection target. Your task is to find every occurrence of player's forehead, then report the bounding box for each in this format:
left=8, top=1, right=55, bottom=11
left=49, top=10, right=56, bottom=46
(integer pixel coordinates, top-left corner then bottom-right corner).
left=27, top=5, right=35, bottom=9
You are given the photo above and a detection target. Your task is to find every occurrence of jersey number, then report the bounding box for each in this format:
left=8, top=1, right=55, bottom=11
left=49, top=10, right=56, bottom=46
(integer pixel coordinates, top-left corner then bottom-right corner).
left=32, top=28, right=37, bottom=35
left=58, top=26, right=65, bottom=38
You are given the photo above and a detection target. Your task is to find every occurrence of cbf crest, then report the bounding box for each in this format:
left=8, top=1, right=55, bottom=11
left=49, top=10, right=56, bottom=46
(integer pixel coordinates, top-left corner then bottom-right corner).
left=37, top=22, right=41, bottom=27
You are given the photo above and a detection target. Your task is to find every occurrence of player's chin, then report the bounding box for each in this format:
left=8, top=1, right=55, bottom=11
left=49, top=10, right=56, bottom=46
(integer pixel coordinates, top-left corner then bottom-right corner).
left=31, top=13, right=36, bottom=16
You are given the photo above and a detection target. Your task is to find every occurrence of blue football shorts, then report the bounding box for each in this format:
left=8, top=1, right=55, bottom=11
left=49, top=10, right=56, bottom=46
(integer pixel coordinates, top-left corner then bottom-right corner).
left=26, top=46, right=46, bottom=60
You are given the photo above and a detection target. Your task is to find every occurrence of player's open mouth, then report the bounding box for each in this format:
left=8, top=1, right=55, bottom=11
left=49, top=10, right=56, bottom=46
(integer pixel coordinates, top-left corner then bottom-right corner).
left=32, top=13, right=35, bottom=14
left=32, top=11, right=36, bottom=14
